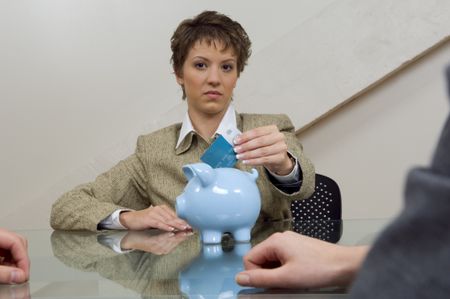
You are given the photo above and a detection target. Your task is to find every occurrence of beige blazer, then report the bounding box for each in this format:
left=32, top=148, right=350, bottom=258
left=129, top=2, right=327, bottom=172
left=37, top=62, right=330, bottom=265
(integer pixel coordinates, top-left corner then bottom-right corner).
left=50, top=113, right=315, bottom=231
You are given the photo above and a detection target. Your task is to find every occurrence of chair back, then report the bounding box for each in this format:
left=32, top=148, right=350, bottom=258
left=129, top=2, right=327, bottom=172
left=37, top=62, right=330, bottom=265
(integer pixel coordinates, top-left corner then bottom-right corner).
left=291, top=174, right=342, bottom=243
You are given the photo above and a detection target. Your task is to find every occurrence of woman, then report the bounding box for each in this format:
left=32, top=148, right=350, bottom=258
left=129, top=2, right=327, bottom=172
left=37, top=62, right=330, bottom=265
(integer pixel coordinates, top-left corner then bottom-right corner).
left=50, top=11, right=315, bottom=232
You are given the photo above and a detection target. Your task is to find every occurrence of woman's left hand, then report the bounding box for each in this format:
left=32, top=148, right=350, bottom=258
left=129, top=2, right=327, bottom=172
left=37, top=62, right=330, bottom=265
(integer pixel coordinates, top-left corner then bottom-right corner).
left=233, top=125, right=294, bottom=175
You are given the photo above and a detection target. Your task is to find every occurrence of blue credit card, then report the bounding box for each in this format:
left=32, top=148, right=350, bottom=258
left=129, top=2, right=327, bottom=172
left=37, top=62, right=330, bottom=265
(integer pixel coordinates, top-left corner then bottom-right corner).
left=200, top=134, right=237, bottom=168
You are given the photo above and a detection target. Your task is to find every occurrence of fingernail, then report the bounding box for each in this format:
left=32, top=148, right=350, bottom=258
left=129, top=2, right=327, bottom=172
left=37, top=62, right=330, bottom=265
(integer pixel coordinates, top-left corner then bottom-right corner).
left=235, top=273, right=250, bottom=285
left=233, top=136, right=241, bottom=144
left=10, top=270, right=20, bottom=284
left=234, top=146, right=241, bottom=153
left=242, top=160, right=248, bottom=164
left=236, top=154, right=242, bottom=160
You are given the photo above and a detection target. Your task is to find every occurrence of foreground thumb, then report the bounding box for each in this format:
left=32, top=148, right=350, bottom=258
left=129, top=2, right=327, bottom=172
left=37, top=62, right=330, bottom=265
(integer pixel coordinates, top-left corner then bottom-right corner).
left=0, top=266, right=27, bottom=284
left=236, top=269, right=282, bottom=288
left=235, top=272, right=251, bottom=286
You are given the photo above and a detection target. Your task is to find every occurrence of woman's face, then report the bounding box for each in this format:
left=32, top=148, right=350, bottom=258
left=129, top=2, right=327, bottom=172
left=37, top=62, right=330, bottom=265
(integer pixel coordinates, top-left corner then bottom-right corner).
left=176, top=40, right=238, bottom=119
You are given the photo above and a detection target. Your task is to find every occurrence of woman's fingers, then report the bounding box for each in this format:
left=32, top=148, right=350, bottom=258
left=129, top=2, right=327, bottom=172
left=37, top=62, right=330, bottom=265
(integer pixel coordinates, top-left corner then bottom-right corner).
left=122, top=205, right=191, bottom=231
left=234, top=126, right=284, bottom=153
left=236, top=143, right=287, bottom=164
left=157, top=206, right=191, bottom=230
left=234, top=125, right=292, bottom=174
left=147, top=206, right=191, bottom=231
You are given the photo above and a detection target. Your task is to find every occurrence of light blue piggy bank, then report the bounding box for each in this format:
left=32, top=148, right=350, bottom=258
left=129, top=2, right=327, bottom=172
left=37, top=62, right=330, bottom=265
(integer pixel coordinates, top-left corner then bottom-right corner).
left=176, top=163, right=261, bottom=244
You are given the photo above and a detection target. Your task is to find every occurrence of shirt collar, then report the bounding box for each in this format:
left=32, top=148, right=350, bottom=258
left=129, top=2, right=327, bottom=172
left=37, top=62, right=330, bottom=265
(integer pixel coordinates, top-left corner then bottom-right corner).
left=176, top=104, right=237, bottom=150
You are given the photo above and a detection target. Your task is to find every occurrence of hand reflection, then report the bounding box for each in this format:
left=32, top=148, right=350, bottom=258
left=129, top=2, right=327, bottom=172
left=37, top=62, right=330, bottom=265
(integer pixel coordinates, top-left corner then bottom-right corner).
left=51, top=229, right=202, bottom=297
left=120, top=230, right=194, bottom=255
left=49, top=221, right=295, bottom=298
left=0, top=282, right=30, bottom=299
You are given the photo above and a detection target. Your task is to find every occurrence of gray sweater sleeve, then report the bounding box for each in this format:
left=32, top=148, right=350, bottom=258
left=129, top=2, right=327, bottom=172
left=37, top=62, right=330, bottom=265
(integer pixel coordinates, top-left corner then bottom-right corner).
left=349, top=65, right=450, bottom=299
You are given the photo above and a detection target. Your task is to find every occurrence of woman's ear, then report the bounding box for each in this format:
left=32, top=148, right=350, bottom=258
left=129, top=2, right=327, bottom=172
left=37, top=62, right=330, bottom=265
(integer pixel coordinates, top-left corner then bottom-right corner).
left=175, top=70, right=184, bottom=85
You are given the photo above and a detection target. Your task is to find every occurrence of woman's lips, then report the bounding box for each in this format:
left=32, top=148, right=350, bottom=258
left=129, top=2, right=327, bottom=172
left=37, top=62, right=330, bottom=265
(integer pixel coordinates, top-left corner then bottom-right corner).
left=205, top=91, right=222, bottom=99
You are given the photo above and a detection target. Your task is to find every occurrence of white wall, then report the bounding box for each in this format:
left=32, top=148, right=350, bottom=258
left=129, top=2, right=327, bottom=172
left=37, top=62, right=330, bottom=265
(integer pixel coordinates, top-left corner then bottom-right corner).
left=298, top=41, right=450, bottom=219
left=0, top=0, right=449, bottom=229
left=236, top=0, right=450, bottom=126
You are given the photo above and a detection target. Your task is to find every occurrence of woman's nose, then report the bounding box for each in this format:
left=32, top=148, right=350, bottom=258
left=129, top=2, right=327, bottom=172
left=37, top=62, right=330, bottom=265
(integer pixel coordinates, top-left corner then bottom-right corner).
left=207, top=68, right=221, bottom=86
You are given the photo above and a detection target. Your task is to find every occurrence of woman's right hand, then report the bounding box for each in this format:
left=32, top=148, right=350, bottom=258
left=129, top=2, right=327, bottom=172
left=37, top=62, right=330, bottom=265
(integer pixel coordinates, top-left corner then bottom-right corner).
left=119, top=205, right=191, bottom=231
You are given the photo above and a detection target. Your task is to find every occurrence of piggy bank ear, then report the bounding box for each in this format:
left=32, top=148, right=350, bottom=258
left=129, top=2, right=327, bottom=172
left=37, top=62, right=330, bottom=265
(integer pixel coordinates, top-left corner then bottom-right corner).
left=247, top=168, right=259, bottom=181
left=182, top=163, right=215, bottom=187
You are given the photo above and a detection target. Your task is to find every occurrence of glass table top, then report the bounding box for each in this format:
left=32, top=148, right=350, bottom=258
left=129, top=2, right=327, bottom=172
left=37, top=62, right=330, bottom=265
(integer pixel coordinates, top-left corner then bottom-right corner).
left=1, top=219, right=391, bottom=299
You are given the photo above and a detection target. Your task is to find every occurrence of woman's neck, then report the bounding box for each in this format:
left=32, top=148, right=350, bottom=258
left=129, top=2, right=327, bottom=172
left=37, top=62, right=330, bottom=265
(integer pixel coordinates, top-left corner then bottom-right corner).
left=188, top=109, right=226, bottom=141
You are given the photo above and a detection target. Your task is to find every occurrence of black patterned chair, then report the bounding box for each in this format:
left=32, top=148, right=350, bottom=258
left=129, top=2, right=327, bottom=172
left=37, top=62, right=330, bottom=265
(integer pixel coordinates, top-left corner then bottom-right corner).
left=291, top=174, right=342, bottom=243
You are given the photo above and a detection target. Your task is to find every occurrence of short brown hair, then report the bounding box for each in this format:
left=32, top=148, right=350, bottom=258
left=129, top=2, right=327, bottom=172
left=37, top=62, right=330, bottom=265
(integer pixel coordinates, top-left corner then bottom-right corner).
left=170, top=10, right=252, bottom=79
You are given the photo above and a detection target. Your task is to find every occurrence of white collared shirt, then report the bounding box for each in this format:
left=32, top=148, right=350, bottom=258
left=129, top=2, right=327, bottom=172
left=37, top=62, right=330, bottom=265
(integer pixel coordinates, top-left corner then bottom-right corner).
left=176, top=104, right=238, bottom=149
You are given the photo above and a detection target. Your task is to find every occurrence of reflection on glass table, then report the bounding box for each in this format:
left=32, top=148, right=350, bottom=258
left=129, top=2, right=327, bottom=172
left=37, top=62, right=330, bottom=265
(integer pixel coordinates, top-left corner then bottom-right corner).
left=179, top=242, right=254, bottom=299
left=3, top=219, right=390, bottom=299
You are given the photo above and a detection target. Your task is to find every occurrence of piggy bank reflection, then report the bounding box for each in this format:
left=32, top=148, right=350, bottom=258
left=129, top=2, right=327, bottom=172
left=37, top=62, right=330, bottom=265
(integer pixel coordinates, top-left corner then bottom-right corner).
left=179, top=243, right=252, bottom=299
left=176, top=163, right=261, bottom=244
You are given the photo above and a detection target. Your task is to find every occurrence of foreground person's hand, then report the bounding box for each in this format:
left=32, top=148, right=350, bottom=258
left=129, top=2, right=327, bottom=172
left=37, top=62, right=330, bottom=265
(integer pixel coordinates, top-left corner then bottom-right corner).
left=0, top=229, right=30, bottom=284
left=119, top=205, right=191, bottom=232
left=235, top=231, right=369, bottom=289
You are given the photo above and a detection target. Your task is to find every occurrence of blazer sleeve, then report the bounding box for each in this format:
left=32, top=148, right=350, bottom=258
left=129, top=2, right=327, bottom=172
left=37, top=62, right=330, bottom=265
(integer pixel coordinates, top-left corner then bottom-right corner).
left=242, top=113, right=315, bottom=201
left=50, top=136, right=150, bottom=231
left=273, top=114, right=315, bottom=199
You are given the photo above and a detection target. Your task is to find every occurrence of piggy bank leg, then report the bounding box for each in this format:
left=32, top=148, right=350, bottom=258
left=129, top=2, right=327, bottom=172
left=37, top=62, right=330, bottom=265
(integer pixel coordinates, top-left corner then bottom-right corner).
left=233, top=227, right=251, bottom=242
left=201, top=230, right=223, bottom=244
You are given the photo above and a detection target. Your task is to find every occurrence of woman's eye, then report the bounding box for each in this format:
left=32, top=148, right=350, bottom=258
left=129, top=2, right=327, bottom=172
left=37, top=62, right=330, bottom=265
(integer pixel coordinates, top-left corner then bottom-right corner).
left=222, top=64, right=234, bottom=72
left=195, top=62, right=206, bottom=69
